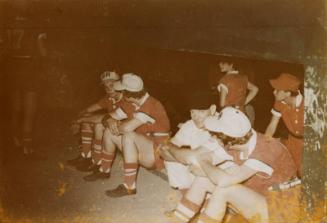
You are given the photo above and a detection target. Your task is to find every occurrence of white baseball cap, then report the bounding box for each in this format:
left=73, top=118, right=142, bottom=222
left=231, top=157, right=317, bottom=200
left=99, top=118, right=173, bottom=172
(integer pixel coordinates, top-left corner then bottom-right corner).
left=100, top=71, right=120, bottom=82
left=113, top=73, right=144, bottom=92
left=204, top=107, right=251, bottom=138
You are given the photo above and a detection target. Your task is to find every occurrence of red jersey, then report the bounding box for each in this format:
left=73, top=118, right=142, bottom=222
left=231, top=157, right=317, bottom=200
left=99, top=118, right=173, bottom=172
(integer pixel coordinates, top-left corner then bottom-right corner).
left=272, top=97, right=304, bottom=137
left=133, top=94, right=170, bottom=135
left=229, top=132, right=296, bottom=195
left=218, top=72, right=248, bottom=110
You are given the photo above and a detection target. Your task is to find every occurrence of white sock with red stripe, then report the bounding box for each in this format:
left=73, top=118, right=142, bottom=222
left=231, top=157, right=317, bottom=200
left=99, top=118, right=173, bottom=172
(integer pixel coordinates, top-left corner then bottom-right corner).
left=123, top=162, right=139, bottom=190
left=99, top=151, right=115, bottom=173
left=91, top=139, right=103, bottom=164
left=80, top=123, right=93, bottom=158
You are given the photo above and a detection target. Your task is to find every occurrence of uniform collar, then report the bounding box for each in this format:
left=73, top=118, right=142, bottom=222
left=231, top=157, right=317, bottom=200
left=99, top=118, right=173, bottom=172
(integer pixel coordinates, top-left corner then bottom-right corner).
left=133, top=92, right=150, bottom=110
left=240, top=129, right=257, bottom=160
left=226, top=70, right=239, bottom=75
left=139, top=92, right=150, bottom=106
left=110, top=93, right=123, bottom=103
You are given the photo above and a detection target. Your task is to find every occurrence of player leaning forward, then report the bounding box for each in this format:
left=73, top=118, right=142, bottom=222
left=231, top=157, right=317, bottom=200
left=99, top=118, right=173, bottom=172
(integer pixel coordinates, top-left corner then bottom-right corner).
left=68, top=71, right=122, bottom=171
left=102, top=73, right=171, bottom=197
left=168, top=107, right=297, bottom=223
left=160, top=104, right=233, bottom=193
left=265, top=73, right=304, bottom=178
left=200, top=108, right=297, bottom=223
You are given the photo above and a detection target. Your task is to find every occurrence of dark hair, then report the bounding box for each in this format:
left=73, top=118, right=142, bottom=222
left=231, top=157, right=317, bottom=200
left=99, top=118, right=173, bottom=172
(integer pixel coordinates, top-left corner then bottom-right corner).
left=219, top=58, right=238, bottom=70
left=123, top=88, right=147, bottom=99
left=210, top=130, right=253, bottom=146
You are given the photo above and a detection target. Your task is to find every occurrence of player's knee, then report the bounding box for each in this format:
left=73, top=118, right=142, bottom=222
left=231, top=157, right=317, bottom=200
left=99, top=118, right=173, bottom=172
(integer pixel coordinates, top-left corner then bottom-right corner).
left=94, top=123, right=103, bottom=129
left=212, top=186, right=229, bottom=200
left=94, top=123, right=104, bottom=132
left=103, top=129, right=115, bottom=141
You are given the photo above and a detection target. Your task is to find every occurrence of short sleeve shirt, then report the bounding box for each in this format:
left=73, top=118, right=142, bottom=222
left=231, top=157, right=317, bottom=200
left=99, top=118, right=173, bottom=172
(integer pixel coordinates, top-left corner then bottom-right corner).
left=217, top=72, right=248, bottom=108
left=171, top=119, right=233, bottom=164
left=271, top=96, right=304, bottom=137
left=133, top=94, right=171, bottom=135
left=109, top=98, right=136, bottom=120
left=230, top=132, right=297, bottom=195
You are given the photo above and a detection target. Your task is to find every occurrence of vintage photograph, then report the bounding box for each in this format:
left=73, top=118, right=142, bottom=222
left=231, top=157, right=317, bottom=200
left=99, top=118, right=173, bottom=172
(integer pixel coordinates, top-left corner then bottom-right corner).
left=0, top=0, right=326, bottom=222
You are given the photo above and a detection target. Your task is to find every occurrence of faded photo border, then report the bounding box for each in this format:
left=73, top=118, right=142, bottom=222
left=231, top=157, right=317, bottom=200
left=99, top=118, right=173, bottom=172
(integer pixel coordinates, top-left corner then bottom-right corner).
left=0, top=0, right=327, bottom=223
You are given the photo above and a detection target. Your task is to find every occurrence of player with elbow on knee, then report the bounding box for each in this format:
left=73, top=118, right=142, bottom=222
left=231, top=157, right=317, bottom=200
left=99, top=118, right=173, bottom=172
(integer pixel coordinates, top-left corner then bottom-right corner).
left=101, top=73, right=171, bottom=197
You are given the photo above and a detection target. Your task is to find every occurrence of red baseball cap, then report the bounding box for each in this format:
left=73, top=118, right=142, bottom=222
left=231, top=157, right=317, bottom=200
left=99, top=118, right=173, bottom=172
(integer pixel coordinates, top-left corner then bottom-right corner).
left=269, top=73, right=301, bottom=92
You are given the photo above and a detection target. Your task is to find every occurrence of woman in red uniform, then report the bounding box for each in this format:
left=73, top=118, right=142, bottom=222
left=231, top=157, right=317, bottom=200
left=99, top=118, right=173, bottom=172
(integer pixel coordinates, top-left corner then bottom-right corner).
left=166, top=107, right=297, bottom=223
left=67, top=71, right=121, bottom=171
left=265, top=73, right=303, bottom=177
left=103, top=73, right=171, bottom=197
left=216, top=60, right=258, bottom=124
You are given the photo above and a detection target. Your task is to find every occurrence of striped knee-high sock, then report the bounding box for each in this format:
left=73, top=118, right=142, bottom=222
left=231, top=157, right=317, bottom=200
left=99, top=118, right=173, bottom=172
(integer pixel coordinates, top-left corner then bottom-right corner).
left=123, top=162, right=139, bottom=190
left=92, top=139, right=103, bottom=165
left=174, top=196, right=201, bottom=222
left=80, top=123, right=93, bottom=158
left=99, top=151, right=115, bottom=173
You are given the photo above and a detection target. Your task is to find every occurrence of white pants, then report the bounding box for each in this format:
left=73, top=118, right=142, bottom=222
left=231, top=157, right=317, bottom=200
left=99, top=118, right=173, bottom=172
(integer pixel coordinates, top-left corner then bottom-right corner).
left=164, top=161, right=195, bottom=189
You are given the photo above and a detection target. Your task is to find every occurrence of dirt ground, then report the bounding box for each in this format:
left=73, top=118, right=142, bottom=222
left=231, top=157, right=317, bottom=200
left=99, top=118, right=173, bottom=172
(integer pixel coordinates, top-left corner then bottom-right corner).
left=0, top=110, right=181, bottom=223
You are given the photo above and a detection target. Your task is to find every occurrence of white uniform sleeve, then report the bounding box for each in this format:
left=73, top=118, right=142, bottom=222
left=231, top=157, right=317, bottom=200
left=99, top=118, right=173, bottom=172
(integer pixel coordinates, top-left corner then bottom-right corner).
left=164, top=161, right=195, bottom=189
left=201, top=138, right=233, bottom=165
left=134, top=112, right=155, bottom=124
left=170, top=137, right=184, bottom=148
left=243, top=159, right=274, bottom=176
left=217, top=83, right=229, bottom=94
left=170, top=120, right=194, bottom=147
left=177, top=123, right=184, bottom=129
left=271, top=108, right=282, bottom=118
left=110, top=108, right=128, bottom=120
left=218, top=161, right=237, bottom=170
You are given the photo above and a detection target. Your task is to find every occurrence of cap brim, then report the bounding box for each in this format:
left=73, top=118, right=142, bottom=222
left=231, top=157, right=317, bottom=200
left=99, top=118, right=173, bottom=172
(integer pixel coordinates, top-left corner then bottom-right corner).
left=113, top=81, right=126, bottom=91
left=204, top=114, right=251, bottom=138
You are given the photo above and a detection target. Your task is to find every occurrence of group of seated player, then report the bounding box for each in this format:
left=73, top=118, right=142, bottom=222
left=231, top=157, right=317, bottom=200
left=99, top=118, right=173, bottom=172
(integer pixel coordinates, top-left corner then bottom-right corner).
left=68, top=60, right=304, bottom=223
